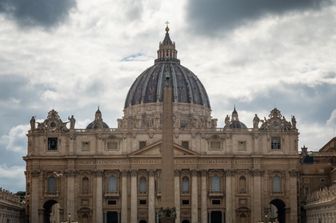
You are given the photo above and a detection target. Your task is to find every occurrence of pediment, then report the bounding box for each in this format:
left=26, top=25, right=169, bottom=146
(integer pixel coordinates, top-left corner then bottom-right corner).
left=129, top=141, right=199, bottom=157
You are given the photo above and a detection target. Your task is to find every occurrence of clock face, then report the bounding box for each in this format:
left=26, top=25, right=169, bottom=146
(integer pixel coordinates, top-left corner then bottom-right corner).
left=49, top=121, right=57, bottom=130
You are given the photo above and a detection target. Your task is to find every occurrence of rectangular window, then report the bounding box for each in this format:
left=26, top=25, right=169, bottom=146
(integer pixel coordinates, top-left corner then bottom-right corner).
left=139, top=141, right=146, bottom=149
left=210, top=141, right=221, bottom=150
left=107, top=141, right=119, bottom=151
left=139, top=199, right=147, bottom=205
left=48, top=137, right=58, bottom=150
left=272, top=176, right=281, bottom=192
left=212, top=199, right=221, bottom=205
left=182, top=199, right=190, bottom=205
left=181, top=141, right=189, bottom=149
left=238, top=141, right=247, bottom=151
left=107, top=200, right=117, bottom=205
left=271, top=137, right=281, bottom=150
left=81, top=141, right=90, bottom=151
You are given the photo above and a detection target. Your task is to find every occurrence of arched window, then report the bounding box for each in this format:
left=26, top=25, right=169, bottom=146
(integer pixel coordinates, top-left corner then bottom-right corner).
left=239, top=176, right=247, bottom=193
left=139, top=177, right=147, bottom=193
left=273, top=176, right=281, bottom=192
left=108, top=176, right=117, bottom=192
left=182, top=176, right=190, bottom=193
left=47, top=176, right=57, bottom=193
left=82, top=177, right=89, bottom=194
left=211, top=176, right=220, bottom=192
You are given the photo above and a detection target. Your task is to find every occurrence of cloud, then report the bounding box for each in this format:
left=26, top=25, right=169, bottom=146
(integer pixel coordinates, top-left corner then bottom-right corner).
left=0, top=0, right=76, bottom=28
left=186, top=0, right=331, bottom=34
left=121, top=53, right=152, bottom=62
left=0, top=164, right=25, bottom=192
left=0, top=124, right=29, bottom=153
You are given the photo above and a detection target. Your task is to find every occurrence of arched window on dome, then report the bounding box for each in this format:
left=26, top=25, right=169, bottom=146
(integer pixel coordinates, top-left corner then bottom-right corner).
left=182, top=176, right=190, bottom=193
left=239, top=176, right=247, bottom=193
left=82, top=177, right=89, bottom=194
left=273, top=176, right=281, bottom=193
left=108, top=176, right=117, bottom=193
left=211, top=176, right=220, bottom=192
left=47, top=176, right=57, bottom=194
left=139, top=177, right=147, bottom=193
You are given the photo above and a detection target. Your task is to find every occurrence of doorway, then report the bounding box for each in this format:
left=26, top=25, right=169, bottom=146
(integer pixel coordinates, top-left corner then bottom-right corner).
left=210, top=211, right=222, bottom=223
left=270, top=199, right=286, bottom=223
left=106, top=211, right=118, bottom=223
left=43, top=200, right=58, bottom=223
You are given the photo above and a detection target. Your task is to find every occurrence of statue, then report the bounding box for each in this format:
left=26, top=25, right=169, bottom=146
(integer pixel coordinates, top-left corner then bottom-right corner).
left=30, top=116, right=35, bottom=130
left=68, top=115, right=76, bottom=130
left=291, top=115, right=297, bottom=129
left=253, top=114, right=260, bottom=129
left=224, top=115, right=230, bottom=127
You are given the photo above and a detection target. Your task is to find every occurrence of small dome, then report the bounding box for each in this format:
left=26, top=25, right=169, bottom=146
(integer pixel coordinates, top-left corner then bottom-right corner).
left=225, top=107, right=247, bottom=129
left=229, top=120, right=247, bottom=129
left=86, top=108, right=109, bottom=129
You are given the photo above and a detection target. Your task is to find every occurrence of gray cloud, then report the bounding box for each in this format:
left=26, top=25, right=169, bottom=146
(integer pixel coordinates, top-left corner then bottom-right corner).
left=0, top=0, right=76, bottom=28
left=186, top=0, right=331, bottom=34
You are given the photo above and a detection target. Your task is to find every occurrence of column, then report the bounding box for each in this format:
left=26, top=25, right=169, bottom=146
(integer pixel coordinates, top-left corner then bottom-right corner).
left=148, top=170, right=155, bottom=223
left=174, top=170, right=180, bottom=223
left=201, top=170, right=207, bottom=223
left=31, top=171, right=39, bottom=223
left=130, top=170, right=138, bottom=223
left=289, top=170, right=298, bottom=223
left=66, top=171, right=75, bottom=220
left=96, top=171, right=103, bottom=223
left=225, top=170, right=234, bottom=223
left=252, top=170, right=262, bottom=222
left=121, top=171, right=128, bottom=223
left=191, top=170, right=198, bottom=223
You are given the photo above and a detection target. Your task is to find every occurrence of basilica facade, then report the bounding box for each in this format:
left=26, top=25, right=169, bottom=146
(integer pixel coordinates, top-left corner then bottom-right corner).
left=24, top=27, right=299, bottom=223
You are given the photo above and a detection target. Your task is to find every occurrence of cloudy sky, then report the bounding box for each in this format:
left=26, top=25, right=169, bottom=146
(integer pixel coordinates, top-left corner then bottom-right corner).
left=0, top=0, right=335, bottom=192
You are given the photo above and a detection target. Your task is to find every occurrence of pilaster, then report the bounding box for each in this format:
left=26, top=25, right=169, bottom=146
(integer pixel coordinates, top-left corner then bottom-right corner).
left=121, top=170, right=128, bottom=223
left=201, top=170, right=207, bottom=223
left=131, top=170, right=138, bottom=223
left=31, top=170, right=40, bottom=223
left=191, top=170, right=198, bottom=223
left=174, top=170, right=180, bottom=223
left=95, top=171, right=103, bottom=223
left=148, top=170, right=155, bottom=223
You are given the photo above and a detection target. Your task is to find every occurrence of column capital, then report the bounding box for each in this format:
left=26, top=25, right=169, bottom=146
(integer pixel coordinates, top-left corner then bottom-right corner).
left=96, top=170, right=104, bottom=177
left=249, top=169, right=264, bottom=177
left=225, top=169, right=235, bottom=177
left=131, top=170, right=137, bottom=177
left=174, top=169, right=181, bottom=176
left=191, top=169, right=198, bottom=176
left=148, top=169, right=155, bottom=177
left=201, top=170, right=207, bottom=176
left=288, top=169, right=299, bottom=177
left=31, top=170, right=41, bottom=177
left=121, top=170, right=128, bottom=177
left=64, top=169, right=77, bottom=177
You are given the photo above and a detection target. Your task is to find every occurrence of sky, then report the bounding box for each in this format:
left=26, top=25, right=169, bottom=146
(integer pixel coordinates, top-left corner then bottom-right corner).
left=0, top=0, right=335, bottom=192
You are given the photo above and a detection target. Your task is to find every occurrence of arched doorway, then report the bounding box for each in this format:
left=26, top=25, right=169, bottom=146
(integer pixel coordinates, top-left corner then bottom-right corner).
left=139, top=220, right=147, bottom=223
left=182, top=220, right=190, bottom=223
left=210, top=211, right=222, bottom=223
left=106, top=211, right=118, bottom=223
left=270, top=199, right=286, bottom=223
left=43, top=200, right=58, bottom=223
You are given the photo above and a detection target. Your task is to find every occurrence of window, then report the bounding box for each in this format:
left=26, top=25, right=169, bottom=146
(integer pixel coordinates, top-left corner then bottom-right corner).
left=210, top=141, right=221, bottom=150
left=108, top=176, right=117, bottom=193
left=181, top=141, right=189, bottom=149
left=107, top=200, right=117, bottom=205
left=272, top=176, right=281, bottom=192
left=211, top=176, right=220, bottom=192
left=180, top=119, right=188, bottom=128
left=82, top=177, right=89, bottom=194
left=182, top=199, right=190, bottom=205
left=48, top=137, right=58, bottom=150
left=239, top=176, right=247, bottom=193
left=139, top=177, right=147, bottom=193
left=212, top=199, right=220, bottom=205
left=238, top=141, right=246, bottom=151
left=107, top=141, right=119, bottom=151
left=47, top=176, right=57, bottom=193
left=271, top=137, right=281, bottom=150
left=182, top=176, right=190, bottom=193
left=139, top=141, right=146, bottom=149
left=139, top=199, right=147, bottom=205
left=81, top=141, right=90, bottom=151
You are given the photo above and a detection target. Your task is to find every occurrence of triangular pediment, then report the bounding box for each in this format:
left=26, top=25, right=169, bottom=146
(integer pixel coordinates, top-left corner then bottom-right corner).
left=319, top=137, right=336, bottom=153
left=129, top=141, right=199, bottom=157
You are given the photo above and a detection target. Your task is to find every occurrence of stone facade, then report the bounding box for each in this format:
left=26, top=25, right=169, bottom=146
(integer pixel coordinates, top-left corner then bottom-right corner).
left=24, top=27, right=300, bottom=223
left=0, top=188, right=24, bottom=223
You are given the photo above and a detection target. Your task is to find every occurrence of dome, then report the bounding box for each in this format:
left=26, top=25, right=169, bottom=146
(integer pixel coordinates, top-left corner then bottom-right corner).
left=124, top=26, right=210, bottom=109
left=86, top=108, right=109, bottom=129
left=224, top=107, right=247, bottom=129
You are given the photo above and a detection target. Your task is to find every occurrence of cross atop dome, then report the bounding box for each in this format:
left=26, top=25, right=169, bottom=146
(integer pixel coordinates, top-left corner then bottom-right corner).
left=155, top=23, right=179, bottom=63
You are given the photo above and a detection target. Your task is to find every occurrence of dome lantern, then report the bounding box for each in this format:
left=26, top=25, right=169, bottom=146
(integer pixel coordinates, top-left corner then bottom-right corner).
left=155, top=24, right=179, bottom=63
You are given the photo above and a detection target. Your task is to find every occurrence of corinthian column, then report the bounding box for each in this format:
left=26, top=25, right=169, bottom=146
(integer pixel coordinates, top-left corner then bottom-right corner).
left=121, top=171, right=128, bottom=223
left=191, top=170, right=198, bottom=223
left=251, top=170, right=263, bottom=222
left=130, top=170, right=138, bottom=223
left=148, top=170, right=155, bottom=223
left=66, top=170, right=75, bottom=220
left=225, top=170, right=234, bottom=223
left=289, top=170, right=298, bottom=222
left=201, top=170, right=207, bottom=223
left=174, top=170, right=180, bottom=223
left=96, top=171, right=103, bottom=223
left=31, top=171, right=40, bottom=223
